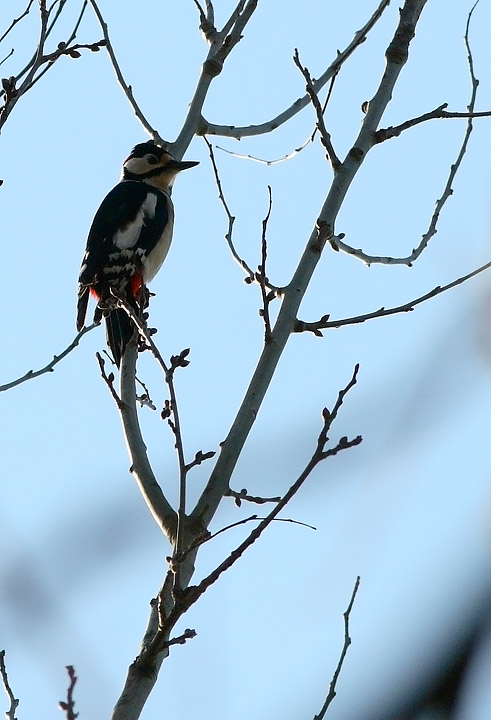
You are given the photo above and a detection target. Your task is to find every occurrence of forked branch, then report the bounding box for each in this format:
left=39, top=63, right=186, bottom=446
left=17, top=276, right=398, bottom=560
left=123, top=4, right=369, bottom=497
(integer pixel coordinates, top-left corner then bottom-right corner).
left=192, top=0, right=429, bottom=531
left=203, top=0, right=391, bottom=138
left=336, top=0, right=483, bottom=266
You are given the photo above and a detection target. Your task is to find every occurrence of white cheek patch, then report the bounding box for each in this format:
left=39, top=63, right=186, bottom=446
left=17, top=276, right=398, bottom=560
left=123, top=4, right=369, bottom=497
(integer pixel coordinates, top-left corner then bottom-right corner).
left=113, top=194, right=157, bottom=250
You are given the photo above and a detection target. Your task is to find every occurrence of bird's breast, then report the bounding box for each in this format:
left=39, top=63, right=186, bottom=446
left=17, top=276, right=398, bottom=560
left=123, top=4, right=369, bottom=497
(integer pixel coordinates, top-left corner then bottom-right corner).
left=143, top=201, right=175, bottom=283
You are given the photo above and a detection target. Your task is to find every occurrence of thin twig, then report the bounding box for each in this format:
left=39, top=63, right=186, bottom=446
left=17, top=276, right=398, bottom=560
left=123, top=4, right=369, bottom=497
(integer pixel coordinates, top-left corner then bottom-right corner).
left=257, top=185, right=274, bottom=343
left=1, top=0, right=98, bottom=129
left=168, top=353, right=190, bottom=594
left=0, top=0, right=35, bottom=45
left=215, top=72, right=338, bottom=166
left=175, top=513, right=316, bottom=564
left=140, top=366, right=362, bottom=663
left=226, top=487, right=281, bottom=505
left=185, top=449, right=216, bottom=473
left=203, top=0, right=391, bottom=138
left=96, top=352, right=123, bottom=409
left=205, top=137, right=283, bottom=293
left=161, top=628, right=197, bottom=649
left=216, top=134, right=313, bottom=165
left=295, top=259, right=491, bottom=334
left=0, top=324, right=97, bottom=392
left=203, top=136, right=253, bottom=280
left=293, top=49, right=341, bottom=171
left=58, top=665, right=78, bottom=720
left=0, top=49, right=14, bottom=67
left=87, top=0, right=161, bottom=142
left=375, top=108, right=491, bottom=142
left=314, top=576, right=361, bottom=719
left=0, top=650, right=19, bottom=720
left=336, top=2, right=482, bottom=267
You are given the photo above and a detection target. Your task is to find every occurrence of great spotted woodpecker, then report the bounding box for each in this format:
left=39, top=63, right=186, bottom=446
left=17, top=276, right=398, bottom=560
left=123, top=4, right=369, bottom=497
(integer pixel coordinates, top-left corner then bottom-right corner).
left=76, top=141, right=198, bottom=366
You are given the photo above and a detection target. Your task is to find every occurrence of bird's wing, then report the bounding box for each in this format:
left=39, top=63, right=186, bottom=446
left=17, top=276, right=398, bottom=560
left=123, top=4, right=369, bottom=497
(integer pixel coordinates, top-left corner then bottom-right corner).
left=76, top=181, right=169, bottom=330
left=77, top=181, right=169, bottom=287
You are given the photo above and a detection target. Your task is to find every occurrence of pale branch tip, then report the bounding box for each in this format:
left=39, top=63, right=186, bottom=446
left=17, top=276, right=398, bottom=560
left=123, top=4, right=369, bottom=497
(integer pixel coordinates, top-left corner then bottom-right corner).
left=215, top=136, right=313, bottom=164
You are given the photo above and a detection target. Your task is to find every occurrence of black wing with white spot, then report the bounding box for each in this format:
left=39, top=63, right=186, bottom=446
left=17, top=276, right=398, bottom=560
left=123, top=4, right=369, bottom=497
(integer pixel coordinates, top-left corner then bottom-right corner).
left=76, top=181, right=169, bottom=330
left=78, top=181, right=169, bottom=286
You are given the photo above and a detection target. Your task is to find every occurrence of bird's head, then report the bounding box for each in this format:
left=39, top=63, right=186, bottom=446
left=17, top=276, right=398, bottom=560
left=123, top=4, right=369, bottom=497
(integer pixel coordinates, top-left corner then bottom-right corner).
left=122, top=141, right=198, bottom=191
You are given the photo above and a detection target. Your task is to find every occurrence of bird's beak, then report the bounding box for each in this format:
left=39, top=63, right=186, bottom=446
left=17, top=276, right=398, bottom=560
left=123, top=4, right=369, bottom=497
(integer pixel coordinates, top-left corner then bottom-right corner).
left=166, top=159, right=199, bottom=173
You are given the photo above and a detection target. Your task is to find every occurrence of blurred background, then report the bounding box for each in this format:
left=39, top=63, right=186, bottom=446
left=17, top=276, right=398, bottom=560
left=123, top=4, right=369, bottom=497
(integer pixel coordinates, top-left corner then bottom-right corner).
left=1, top=1, right=491, bottom=718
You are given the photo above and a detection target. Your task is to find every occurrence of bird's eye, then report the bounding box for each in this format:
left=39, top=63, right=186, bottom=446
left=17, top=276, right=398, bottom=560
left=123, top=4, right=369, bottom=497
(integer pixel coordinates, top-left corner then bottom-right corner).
left=146, top=154, right=159, bottom=165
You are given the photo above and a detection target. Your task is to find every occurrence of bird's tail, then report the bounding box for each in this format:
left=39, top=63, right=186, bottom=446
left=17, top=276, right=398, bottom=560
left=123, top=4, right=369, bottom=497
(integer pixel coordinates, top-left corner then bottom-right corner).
left=105, top=300, right=139, bottom=368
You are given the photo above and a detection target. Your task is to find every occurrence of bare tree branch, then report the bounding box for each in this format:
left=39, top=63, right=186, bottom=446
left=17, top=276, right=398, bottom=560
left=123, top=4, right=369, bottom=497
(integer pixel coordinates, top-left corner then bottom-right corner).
left=375, top=104, right=491, bottom=142
left=0, top=49, right=14, bottom=68
left=293, top=49, right=341, bottom=171
left=0, top=324, right=97, bottom=393
left=192, top=0, right=429, bottom=531
left=96, top=351, right=123, bottom=409
left=0, top=0, right=101, bottom=131
left=87, top=0, right=162, bottom=143
left=215, top=134, right=313, bottom=165
left=161, top=628, right=197, bottom=649
left=314, top=576, right=361, bottom=719
left=205, top=136, right=284, bottom=293
left=172, top=0, right=260, bottom=156
left=118, top=343, right=178, bottom=542
left=226, top=487, right=281, bottom=506
left=139, top=365, right=361, bottom=669
left=177, top=514, right=316, bottom=561
left=335, top=4, right=481, bottom=266
left=295, top=259, right=491, bottom=334
left=0, top=0, right=35, bottom=45
left=0, top=650, right=19, bottom=720
left=204, top=137, right=253, bottom=280
left=58, top=665, right=78, bottom=720
left=193, top=0, right=216, bottom=43
left=257, top=185, right=274, bottom=343
left=203, top=0, right=391, bottom=138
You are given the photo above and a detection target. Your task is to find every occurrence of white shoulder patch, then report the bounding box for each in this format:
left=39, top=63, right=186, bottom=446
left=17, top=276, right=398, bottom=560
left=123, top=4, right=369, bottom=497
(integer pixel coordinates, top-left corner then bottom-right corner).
left=113, top=193, right=158, bottom=250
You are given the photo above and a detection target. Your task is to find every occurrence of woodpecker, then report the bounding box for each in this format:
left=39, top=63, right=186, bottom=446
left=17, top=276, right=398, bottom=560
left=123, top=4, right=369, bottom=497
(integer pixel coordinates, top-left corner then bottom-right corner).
left=76, top=141, right=198, bottom=367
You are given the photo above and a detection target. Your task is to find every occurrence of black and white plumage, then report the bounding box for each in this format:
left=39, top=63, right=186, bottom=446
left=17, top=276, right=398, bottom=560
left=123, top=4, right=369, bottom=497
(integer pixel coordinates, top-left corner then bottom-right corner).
left=76, top=141, right=198, bottom=366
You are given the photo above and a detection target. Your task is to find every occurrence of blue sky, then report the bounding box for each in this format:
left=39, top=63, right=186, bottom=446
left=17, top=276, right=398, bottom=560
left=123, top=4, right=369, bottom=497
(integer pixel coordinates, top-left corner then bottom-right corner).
left=2, top=1, right=491, bottom=718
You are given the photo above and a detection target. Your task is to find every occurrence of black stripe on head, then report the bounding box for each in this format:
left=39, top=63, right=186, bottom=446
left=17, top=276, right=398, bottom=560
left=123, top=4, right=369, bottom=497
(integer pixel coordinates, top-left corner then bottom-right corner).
left=128, top=141, right=165, bottom=160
